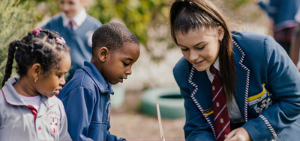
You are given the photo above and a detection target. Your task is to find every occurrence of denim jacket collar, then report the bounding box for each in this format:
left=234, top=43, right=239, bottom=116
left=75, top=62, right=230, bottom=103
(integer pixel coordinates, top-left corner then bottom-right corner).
left=82, top=61, right=114, bottom=95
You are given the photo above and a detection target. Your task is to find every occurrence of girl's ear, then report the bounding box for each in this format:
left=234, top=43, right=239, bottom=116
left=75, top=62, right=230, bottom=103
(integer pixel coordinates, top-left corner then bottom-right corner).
left=217, top=26, right=225, bottom=41
left=98, top=47, right=110, bottom=63
left=30, top=63, right=42, bottom=81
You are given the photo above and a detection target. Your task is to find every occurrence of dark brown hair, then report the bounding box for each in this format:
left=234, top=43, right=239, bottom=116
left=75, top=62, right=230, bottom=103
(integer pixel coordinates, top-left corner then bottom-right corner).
left=92, top=22, right=139, bottom=55
left=170, top=0, right=236, bottom=102
left=2, top=29, right=70, bottom=87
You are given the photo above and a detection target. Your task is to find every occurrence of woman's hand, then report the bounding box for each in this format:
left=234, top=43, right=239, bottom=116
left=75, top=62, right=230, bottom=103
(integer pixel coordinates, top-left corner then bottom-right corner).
left=224, top=127, right=252, bottom=141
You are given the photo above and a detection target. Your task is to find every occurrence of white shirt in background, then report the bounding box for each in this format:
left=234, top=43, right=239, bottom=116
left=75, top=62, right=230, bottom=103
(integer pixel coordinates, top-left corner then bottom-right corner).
left=61, top=8, right=87, bottom=28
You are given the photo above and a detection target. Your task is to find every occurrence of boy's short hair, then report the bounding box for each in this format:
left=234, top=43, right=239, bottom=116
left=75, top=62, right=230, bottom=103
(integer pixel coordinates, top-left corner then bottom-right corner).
left=92, top=22, right=139, bottom=55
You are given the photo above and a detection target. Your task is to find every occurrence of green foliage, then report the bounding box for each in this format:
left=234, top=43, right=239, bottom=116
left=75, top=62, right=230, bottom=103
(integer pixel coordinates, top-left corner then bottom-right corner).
left=224, top=0, right=252, bottom=11
left=0, top=0, right=36, bottom=83
left=88, top=0, right=171, bottom=51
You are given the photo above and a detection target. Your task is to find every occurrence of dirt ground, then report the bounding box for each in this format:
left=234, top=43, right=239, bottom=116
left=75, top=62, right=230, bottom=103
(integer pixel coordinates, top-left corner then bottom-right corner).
left=110, top=90, right=186, bottom=141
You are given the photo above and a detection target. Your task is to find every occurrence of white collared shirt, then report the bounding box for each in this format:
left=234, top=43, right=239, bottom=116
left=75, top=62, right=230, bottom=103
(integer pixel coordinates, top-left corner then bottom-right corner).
left=206, top=58, right=245, bottom=124
left=61, top=8, right=87, bottom=28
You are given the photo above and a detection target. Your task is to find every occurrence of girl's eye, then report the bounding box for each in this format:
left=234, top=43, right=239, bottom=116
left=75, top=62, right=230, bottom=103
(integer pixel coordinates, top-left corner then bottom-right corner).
left=57, top=74, right=62, bottom=78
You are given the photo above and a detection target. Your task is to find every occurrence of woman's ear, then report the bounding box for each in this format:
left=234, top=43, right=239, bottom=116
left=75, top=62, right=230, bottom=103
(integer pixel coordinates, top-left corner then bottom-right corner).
left=98, top=47, right=110, bottom=63
left=30, top=63, right=42, bottom=82
left=217, top=26, right=225, bottom=41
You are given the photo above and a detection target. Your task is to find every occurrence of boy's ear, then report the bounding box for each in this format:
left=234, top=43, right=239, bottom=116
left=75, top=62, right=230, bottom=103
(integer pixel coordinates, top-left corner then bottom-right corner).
left=98, top=47, right=109, bottom=63
left=30, top=63, right=42, bottom=81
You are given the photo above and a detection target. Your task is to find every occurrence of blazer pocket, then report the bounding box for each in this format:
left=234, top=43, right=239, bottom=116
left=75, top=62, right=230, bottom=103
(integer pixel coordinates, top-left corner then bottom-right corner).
left=247, top=84, right=273, bottom=114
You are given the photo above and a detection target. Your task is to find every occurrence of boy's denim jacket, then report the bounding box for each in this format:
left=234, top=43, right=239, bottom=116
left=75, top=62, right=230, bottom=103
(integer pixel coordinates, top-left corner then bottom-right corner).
left=58, top=61, right=126, bottom=141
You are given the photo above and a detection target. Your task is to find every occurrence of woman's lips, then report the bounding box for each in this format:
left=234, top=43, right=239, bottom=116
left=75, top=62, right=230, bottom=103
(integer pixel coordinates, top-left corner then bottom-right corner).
left=193, top=60, right=204, bottom=65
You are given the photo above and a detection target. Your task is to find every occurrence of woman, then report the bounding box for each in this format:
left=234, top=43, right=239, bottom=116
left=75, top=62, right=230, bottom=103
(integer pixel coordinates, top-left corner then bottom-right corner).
left=170, top=0, right=300, bottom=140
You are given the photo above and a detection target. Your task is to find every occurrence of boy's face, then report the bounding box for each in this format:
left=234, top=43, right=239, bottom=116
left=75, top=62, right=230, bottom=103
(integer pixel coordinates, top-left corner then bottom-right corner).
left=102, top=42, right=140, bottom=84
left=59, top=0, right=87, bottom=19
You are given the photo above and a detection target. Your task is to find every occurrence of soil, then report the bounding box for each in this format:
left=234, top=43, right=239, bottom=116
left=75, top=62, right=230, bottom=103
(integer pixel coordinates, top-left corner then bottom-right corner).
left=110, top=90, right=185, bottom=141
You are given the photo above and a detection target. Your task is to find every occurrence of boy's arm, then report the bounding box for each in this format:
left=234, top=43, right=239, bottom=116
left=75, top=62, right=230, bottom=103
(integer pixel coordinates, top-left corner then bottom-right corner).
left=106, top=130, right=126, bottom=141
left=58, top=100, right=72, bottom=140
left=59, top=87, right=96, bottom=141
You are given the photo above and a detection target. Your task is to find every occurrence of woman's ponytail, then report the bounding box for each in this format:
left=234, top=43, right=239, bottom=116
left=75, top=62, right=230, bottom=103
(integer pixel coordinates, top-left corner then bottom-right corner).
left=2, top=40, right=19, bottom=87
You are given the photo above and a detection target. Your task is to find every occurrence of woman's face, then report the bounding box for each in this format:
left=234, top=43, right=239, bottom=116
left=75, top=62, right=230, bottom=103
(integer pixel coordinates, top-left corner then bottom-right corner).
left=175, top=27, right=223, bottom=72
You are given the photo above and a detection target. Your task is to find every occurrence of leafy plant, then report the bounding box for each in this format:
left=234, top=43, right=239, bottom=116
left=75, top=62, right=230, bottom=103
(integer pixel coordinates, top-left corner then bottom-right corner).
left=0, top=0, right=36, bottom=83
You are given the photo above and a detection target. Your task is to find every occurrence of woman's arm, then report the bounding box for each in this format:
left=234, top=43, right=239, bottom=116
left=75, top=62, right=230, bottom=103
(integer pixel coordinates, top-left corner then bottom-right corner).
left=242, top=36, right=300, bottom=140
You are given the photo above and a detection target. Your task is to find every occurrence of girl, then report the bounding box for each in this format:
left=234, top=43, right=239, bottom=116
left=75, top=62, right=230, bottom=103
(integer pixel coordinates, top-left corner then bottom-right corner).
left=0, top=28, right=72, bottom=141
left=170, top=0, right=300, bottom=141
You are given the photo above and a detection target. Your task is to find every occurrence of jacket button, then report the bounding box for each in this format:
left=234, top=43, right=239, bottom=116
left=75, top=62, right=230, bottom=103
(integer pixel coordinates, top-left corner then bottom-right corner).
left=38, top=127, right=41, bottom=130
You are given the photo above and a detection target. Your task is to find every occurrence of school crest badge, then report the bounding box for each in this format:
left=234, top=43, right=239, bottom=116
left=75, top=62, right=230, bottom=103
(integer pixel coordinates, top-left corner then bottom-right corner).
left=46, top=111, right=59, bottom=135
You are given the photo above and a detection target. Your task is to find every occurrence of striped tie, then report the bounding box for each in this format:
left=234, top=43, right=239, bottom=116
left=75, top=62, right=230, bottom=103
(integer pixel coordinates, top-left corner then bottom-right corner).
left=210, top=66, right=231, bottom=141
left=69, top=20, right=77, bottom=30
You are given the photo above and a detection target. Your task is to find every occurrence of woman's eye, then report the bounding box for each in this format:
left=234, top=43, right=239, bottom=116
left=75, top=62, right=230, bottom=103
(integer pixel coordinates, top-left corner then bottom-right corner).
left=181, top=48, right=189, bottom=51
left=196, top=46, right=205, bottom=50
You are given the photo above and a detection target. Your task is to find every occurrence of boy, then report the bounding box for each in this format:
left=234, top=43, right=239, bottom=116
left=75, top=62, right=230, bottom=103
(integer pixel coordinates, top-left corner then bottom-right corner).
left=42, top=0, right=102, bottom=82
left=58, top=22, right=140, bottom=141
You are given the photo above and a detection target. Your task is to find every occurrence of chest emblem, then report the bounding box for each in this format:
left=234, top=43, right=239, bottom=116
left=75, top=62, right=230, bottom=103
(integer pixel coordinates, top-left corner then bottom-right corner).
left=46, top=111, right=59, bottom=135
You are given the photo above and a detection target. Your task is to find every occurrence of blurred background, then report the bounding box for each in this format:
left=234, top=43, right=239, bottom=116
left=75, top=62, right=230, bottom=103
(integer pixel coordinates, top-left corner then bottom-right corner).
left=0, top=0, right=270, bottom=140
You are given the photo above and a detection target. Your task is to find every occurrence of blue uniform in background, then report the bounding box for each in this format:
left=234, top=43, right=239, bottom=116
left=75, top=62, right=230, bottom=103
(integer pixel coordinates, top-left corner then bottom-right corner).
left=257, top=0, right=300, bottom=54
left=173, top=31, right=300, bottom=141
left=42, top=10, right=102, bottom=82
left=58, top=61, right=126, bottom=141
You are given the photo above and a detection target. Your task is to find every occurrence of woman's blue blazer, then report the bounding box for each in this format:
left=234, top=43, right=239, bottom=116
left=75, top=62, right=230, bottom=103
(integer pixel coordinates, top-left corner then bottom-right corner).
left=173, top=31, right=300, bottom=141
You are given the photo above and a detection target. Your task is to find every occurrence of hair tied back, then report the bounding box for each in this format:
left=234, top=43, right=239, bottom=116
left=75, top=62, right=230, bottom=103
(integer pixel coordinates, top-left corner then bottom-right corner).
left=182, top=0, right=191, bottom=7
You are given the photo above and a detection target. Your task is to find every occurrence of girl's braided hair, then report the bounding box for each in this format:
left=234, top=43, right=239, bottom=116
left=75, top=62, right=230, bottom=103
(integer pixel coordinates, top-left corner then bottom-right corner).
left=1, top=29, right=70, bottom=87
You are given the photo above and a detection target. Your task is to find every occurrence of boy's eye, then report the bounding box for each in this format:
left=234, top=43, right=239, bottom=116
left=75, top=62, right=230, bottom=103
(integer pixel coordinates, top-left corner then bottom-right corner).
left=123, top=62, right=129, bottom=66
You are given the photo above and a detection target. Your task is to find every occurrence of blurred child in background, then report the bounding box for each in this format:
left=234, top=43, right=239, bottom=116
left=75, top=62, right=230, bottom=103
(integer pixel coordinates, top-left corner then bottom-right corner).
left=253, top=0, right=300, bottom=55
left=58, top=22, right=140, bottom=141
left=43, top=0, right=102, bottom=82
left=0, top=28, right=71, bottom=141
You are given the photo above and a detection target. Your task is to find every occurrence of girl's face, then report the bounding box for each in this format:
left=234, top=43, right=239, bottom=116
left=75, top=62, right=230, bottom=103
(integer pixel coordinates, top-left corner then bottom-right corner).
left=35, top=53, right=71, bottom=97
left=175, top=27, right=223, bottom=72
left=101, top=42, right=140, bottom=84
left=59, top=0, right=87, bottom=19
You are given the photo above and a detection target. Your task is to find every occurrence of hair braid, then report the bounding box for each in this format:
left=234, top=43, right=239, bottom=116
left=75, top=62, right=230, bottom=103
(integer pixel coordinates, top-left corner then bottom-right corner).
left=2, top=40, right=19, bottom=87
left=1, top=29, right=70, bottom=87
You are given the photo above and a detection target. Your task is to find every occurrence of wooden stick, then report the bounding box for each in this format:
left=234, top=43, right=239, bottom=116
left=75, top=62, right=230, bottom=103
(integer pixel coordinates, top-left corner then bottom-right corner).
left=156, top=103, right=165, bottom=141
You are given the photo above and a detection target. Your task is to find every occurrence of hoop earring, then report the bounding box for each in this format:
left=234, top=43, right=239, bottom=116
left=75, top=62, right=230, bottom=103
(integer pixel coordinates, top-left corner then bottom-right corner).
left=35, top=77, right=38, bottom=82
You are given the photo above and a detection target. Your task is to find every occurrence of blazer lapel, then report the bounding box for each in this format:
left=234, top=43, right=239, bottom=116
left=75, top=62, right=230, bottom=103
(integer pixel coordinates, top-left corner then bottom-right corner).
left=232, top=39, right=250, bottom=122
left=189, top=67, right=216, bottom=138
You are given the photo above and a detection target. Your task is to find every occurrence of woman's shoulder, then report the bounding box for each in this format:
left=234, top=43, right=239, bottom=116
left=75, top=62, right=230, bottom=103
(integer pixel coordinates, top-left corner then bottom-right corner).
left=231, top=30, right=270, bottom=44
left=232, top=31, right=277, bottom=56
left=173, top=57, right=192, bottom=84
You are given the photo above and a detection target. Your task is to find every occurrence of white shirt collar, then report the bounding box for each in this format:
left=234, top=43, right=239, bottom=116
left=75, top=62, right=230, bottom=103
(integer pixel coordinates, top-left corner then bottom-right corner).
left=206, top=57, right=220, bottom=82
left=62, top=8, right=87, bottom=27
